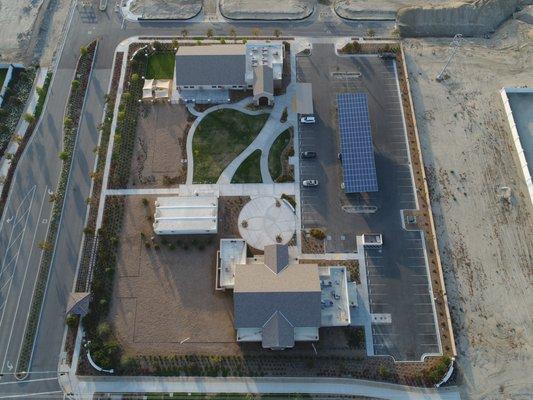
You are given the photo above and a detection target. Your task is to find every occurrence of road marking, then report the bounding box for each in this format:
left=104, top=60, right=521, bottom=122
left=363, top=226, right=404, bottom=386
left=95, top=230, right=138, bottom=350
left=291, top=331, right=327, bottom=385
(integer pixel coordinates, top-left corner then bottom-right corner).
left=0, top=390, right=62, bottom=398
left=0, top=377, right=58, bottom=386
left=1, top=186, right=48, bottom=374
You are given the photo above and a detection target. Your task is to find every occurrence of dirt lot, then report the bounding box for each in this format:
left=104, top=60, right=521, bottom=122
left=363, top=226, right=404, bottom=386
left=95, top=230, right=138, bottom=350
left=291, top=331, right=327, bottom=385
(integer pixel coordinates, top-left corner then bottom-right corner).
left=129, top=103, right=192, bottom=188
left=404, top=18, right=533, bottom=399
left=0, top=0, right=71, bottom=64
left=129, top=0, right=202, bottom=19
left=109, top=195, right=250, bottom=356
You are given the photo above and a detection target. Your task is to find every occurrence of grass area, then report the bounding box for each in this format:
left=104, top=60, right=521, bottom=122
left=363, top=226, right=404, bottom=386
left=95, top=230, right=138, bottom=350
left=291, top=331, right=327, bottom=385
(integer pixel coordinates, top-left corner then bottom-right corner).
left=146, top=52, right=175, bottom=79
left=0, top=68, right=7, bottom=88
left=193, top=109, right=269, bottom=183
left=268, top=128, right=292, bottom=181
left=231, top=149, right=262, bottom=183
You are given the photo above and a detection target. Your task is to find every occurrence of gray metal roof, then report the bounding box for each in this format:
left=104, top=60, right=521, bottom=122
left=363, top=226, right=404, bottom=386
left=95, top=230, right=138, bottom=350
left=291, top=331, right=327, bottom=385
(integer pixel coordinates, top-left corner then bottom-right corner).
left=253, top=65, right=274, bottom=96
left=234, top=291, right=321, bottom=328
left=264, top=244, right=288, bottom=274
left=261, top=311, right=295, bottom=349
left=234, top=245, right=321, bottom=329
left=174, top=45, right=246, bottom=87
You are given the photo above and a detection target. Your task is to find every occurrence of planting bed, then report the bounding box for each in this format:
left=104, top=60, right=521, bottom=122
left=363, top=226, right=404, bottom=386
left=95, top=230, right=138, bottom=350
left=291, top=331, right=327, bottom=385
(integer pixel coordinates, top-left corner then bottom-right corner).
left=0, top=67, right=35, bottom=156
left=268, top=127, right=294, bottom=182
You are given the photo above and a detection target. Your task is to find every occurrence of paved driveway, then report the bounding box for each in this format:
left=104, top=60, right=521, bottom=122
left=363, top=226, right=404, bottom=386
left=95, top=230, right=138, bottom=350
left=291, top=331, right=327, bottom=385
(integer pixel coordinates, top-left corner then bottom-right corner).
left=296, top=44, right=440, bottom=361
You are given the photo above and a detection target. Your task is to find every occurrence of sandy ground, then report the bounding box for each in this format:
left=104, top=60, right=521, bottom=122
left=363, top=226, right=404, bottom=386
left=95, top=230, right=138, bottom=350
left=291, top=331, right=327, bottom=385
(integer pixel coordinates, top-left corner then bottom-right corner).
left=109, top=195, right=241, bottom=356
left=404, top=17, right=533, bottom=400
left=0, top=0, right=71, bottom=64
left=129, top=0, right=202, bottom=19
left=129, top=103, right=191, bottom=188
left=220, top=0, right=315, bottom=20
left=335, top=0, right=450, bottom=18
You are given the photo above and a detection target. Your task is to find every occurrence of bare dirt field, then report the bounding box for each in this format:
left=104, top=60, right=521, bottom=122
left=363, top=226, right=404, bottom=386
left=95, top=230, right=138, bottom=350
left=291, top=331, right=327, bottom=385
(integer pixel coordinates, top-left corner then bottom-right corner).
left=404, top=17, right=533, bottom=400
left=109, top=195, right=250, bottom=356
left=220, top=0, right=315, bottom=20
left=129, top=103, right=193, bottom=188
left=334, top=0, right=449, bottom=19
left=129, top=0, right=202, bottom=19
left=0, top=0, right=71, bottom=64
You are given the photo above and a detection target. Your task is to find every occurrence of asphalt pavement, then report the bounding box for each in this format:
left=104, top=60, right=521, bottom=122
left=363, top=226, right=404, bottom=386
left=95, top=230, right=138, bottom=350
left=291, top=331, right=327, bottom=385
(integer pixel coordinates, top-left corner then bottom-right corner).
left=296, top=44, right=440, bottom=361
left=0, top=4, right=399, bottom=398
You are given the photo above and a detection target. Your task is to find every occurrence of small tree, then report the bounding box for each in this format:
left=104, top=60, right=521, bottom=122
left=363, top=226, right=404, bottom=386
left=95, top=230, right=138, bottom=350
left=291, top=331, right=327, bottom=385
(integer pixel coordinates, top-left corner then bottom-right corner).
left=273, top=29, right=282, bottom=38
left=172, top=39, right=179, bottom=50
left=252, top=28, right=260, bottom=37
left=59, top=150, right=69, bottom=161
left=131, top=73, right=140, bottom=83
left=206, top=28, right=214, bottom=38
left=181, top=29, right=189, bottom=38
left=229, top=28, right=237, bottom=42
left=64, top=117, right=73, bottom=129
left=66, top=314, right=78, bottom=328
left=38, top=241, right=53, bottom=251
left=80, top=46, right=88, bottom=56
left=152, top=40, right=163, bottom=51
left=36, top=86, right=45, bottom=97
left=367, top=28, right=375, bottom=37
left=71, top=79, right=80, bottom=90
left=23, top=113, right=36, bottom=124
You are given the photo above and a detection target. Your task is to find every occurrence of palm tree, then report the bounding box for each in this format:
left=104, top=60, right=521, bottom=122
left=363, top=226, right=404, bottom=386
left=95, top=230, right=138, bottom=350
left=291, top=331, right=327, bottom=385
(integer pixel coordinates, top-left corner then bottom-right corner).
left=229, top=28, right=237, bottom=42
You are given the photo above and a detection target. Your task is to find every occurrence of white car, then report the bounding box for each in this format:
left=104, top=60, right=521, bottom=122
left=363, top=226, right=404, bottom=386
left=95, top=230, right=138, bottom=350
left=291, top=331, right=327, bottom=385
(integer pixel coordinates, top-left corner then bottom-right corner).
left=302, top=179, right=319, bottom=187
left=300, top=116, right=316, bottom=124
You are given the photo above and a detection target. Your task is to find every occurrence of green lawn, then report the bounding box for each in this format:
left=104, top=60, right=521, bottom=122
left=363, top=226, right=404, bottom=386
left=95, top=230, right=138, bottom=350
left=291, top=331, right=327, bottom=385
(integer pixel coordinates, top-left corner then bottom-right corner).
left=193, top=109, right=269, bottom=183
left=268, top=128, right=292, bottom=181
left=146, top=52, right=175, bottom=79
left=231, top=150, right=262, bottom=183
left=0, top=68, right=7, bottom=89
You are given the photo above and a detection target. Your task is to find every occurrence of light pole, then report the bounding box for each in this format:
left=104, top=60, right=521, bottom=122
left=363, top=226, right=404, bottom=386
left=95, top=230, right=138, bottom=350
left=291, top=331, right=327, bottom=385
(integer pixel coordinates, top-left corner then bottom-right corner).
left=436, top=34, right=463, bottom=82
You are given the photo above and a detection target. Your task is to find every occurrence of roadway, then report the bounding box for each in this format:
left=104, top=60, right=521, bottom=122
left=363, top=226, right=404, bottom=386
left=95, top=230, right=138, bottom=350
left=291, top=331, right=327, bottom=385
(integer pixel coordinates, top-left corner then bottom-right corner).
left=0, top=1, right=402, bottom=398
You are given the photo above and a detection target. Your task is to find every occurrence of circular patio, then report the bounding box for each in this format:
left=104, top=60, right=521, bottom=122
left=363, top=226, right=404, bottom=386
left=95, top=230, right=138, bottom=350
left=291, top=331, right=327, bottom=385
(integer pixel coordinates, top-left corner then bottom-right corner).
left=238, top=196, right=296, bottom=251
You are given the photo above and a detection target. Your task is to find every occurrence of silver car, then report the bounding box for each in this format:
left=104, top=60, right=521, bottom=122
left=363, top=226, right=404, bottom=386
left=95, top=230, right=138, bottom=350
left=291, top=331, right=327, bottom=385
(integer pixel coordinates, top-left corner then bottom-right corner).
left=302, top=179, right=319, bottom=187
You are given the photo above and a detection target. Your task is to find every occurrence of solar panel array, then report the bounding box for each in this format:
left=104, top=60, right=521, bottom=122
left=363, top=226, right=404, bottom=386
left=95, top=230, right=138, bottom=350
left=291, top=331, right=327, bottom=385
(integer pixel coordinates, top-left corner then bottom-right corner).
left=337, top=93, right=378, bottom=193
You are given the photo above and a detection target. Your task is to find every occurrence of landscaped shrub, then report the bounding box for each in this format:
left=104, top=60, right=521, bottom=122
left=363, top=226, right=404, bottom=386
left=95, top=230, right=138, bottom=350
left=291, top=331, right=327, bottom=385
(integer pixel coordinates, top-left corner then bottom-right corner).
left=310, top=228, right=326, bottom=240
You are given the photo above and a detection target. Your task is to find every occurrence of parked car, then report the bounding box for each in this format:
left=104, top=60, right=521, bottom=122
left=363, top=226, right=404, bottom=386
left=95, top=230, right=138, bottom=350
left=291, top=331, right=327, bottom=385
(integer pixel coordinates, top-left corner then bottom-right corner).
left=301, top=151, right=317, bottom=159
left=379, top=52, right=396, bottom=60
left=302, top=179, right=319, bottom=187
left=300, top=116, right=316, bottom=124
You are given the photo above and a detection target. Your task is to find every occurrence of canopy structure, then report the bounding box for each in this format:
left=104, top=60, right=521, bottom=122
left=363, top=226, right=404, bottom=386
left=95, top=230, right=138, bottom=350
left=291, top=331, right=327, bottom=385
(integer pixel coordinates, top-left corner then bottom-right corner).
left=153, top=196, right=218, bottom=235
left=143, top=79, right=172, bottom=100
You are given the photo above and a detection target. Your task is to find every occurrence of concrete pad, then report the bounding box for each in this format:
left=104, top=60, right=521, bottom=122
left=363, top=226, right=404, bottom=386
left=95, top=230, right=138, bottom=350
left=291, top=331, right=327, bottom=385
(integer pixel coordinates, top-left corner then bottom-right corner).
left=238, top=196, right=296, bottom=250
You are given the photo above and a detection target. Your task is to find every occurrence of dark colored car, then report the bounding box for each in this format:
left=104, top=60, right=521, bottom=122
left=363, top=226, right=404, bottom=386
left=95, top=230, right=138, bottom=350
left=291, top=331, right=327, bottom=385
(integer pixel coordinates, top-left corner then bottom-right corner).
left=379, top=52, right=396, bottom=60
left=301, top=151, right=317, bottom=159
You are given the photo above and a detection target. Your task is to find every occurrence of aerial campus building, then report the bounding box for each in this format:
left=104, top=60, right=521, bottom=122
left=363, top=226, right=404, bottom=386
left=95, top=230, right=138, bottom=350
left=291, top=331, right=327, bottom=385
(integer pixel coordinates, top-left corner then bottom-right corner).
left=217, top=243, right=355, bottom=350
left=172, top=42, right=283, bottom=105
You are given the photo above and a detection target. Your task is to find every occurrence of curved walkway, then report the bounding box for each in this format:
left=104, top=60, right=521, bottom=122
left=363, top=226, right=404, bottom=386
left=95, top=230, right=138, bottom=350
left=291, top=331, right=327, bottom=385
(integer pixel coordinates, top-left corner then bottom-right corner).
left=218, top=88, right=294, bottom=184
left=185, top=97, right=269, bottom=184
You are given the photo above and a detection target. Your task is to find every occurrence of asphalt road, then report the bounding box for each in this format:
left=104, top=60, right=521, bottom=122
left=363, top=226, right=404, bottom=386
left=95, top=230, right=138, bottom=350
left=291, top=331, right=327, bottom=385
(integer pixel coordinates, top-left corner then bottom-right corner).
left=0, top=3, right=397, bottom=398
left=296, top=44, right=440, bottom=361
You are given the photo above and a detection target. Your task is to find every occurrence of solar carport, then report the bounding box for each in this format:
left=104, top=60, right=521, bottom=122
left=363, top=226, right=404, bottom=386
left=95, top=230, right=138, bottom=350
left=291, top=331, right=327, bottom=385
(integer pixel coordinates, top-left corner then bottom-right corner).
left=337, top=93, right=378, bottom=193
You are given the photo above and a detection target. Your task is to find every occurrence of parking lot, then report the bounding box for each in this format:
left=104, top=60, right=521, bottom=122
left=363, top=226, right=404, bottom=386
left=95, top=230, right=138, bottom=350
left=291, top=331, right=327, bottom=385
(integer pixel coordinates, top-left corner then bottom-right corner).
left=296, top=44, right=440, bottom=360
